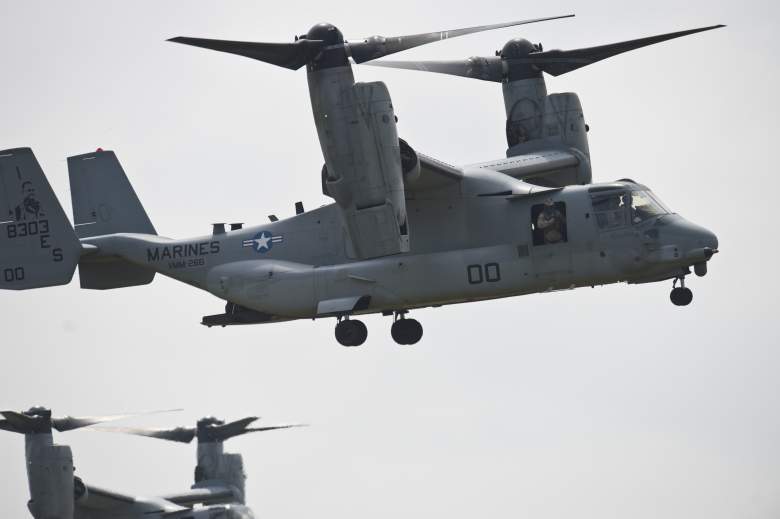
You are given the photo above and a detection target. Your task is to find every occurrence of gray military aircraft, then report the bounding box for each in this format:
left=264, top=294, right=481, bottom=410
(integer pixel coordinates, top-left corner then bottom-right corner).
left=0, top=19, right=721, bottom=346
left=0, top=406, right=303, bottom=519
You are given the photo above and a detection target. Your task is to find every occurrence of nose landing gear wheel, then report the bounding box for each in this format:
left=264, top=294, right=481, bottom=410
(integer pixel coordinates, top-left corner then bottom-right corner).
left=391, top=317, right=423, bottom=345
left=670, top=278, right=693, bottom=306
left=335, top=319, right=367, bottom=347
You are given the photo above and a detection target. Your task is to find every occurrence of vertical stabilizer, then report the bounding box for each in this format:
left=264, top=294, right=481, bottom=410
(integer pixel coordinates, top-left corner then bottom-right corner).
left=0, top=148, right=80, bottom=290
left=67, top=150, right=156, bottom=238
left=67, top=150, right=156, bottom=289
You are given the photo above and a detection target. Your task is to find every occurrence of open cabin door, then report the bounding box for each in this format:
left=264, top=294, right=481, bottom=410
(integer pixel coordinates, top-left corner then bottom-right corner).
left=530, top=199, right=572, bottom=285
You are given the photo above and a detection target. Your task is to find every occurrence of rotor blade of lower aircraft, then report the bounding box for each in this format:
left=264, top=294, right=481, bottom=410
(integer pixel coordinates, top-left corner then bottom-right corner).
left=525, top=24, right=725, bottom=76
left=168, top=37, right=326, bottom=70
left=348, top=14, right=574, bottom=64
left=0, top=411, right=38, bottom=431
left=366, top=57, right=504, bottom=82
left=53, top=409, right=183, bottom=432
left=208, top=417, right=261, bottom=442
left=0, top=419, right=24, bottom=434
left=244, top=424, right=309, bottom=434
left=93, top=425, right=197, bottom=443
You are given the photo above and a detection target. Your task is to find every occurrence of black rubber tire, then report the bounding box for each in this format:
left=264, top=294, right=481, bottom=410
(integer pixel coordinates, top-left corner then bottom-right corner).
left=670, top=287, right=693, bottom=306
left=391, top=318, right=423, bottom=345
left=351, top=320, right=368, bottom=346
left=335, top=320, right=368, bottom=347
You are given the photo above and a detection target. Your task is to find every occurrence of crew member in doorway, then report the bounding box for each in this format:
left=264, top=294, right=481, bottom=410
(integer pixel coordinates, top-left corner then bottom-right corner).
left=537, top=199, right=564, bottom=244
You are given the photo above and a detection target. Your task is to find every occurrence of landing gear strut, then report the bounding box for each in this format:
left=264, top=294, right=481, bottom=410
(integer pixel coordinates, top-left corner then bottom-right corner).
left=335, top=316, right=367, bottom=347
left=391, top=311, right=423, bottom=345
left=670, top=277, right=693, bottom=306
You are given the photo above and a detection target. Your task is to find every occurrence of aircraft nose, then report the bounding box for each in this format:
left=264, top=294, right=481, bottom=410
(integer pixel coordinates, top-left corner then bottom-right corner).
left=701, top=227, right=719, bottom=253
left=663, top=217, right=719, bottom=265
left=689, top=222, right=718, bottom=253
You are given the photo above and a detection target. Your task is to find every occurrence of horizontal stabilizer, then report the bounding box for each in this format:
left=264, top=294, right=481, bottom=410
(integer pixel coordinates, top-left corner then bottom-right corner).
left=0, top=148, right=80, bottom=289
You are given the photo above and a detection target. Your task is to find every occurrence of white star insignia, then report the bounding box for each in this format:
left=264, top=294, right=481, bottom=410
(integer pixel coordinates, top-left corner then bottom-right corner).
left=254, top=233, right=272, bottom=251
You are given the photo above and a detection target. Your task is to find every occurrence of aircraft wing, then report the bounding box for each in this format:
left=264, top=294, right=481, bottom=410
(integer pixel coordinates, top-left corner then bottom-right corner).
left=162, top=484, right=239, bottom=507
left=76, top=483, right=189, bottom=518
left=405, top=148, right=589, bottom=196
left=465, top=149, right=589, bottom=187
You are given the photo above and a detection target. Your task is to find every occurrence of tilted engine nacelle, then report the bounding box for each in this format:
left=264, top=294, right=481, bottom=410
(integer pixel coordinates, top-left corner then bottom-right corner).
left=26, top=442, right=75, bottom=519
left=318, top=81, right=409, bottom=258
left=503, top=79, right=592, bottom=186
left=322, top=138, right=420, bottom=193
left=195, top=443, right=247, bottom=505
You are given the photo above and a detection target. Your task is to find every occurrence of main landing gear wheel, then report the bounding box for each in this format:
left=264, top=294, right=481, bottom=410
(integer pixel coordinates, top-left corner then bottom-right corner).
left=670, top=278, right=693, bottom=306
left=391, top=316, right=423, bottom=345
left=335, top=318, right=367, bottom=347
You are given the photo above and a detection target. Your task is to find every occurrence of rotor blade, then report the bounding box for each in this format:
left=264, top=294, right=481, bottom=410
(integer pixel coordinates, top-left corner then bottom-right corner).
left=0, top=419, right=24, bottom=434
left=168, top=37, right=326, bottom=70
left=366, top=56, right=504, bottom=82
left=0, top=411, right=38, bottom=432
left=526, top=24, right=725, bottom=76
left=208, top=416, right=260, bottom=442
left=93, top=425, right=197, bottom=443
left=52, top=409, right=182, bottom=433
left=244, top=424, right=308, bottom=434
left=348, top=14, right=574, bottom=64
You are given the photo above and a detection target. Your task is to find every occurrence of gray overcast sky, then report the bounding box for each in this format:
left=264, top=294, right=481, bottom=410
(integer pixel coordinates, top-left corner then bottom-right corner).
left=1, top=1, right=778, bottom=518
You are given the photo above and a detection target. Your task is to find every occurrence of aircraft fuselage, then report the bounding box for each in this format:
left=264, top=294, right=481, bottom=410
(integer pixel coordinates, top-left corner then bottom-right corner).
left=84, top=180, right=718, bottom=324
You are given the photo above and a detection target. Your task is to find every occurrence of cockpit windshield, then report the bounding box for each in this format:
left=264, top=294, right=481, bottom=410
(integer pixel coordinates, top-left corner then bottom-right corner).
left=590, top=188, right=671, bottom=229
left=630, top=191, right=670, bottom=223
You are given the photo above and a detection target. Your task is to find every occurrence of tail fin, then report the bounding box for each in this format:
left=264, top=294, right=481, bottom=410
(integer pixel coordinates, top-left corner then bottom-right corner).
left=67, top=150, right=156, bottom=237
left=0, top=148, right=80, bottom=290
left=67, top=150, right=156, bottom=289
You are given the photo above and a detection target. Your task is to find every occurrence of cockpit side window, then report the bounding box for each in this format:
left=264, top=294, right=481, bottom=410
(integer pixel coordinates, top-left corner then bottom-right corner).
left=531, top=201, right=567, bottom=246
left=630, top=191, right=669, bottom=224
left=591, top=192, right=628, bottom=230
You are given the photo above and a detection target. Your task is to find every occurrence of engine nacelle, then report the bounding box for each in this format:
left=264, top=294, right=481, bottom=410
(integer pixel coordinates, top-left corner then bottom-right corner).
left=322, top=138, right=419, bottom=196
left=502, top=78, right=592, bottom=186
left=195, top=443, right=247, bottom=505
left=503, top=77, right=590, bottom=162
left=317, top=80, right=409, bottom=258
left=26, top=443, right=75, bottom=519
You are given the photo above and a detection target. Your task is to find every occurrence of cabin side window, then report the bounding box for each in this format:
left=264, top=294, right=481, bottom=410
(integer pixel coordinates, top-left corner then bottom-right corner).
left=591, top=192, right=628, bottom=230
left=531, top=201, right=567, bottom=246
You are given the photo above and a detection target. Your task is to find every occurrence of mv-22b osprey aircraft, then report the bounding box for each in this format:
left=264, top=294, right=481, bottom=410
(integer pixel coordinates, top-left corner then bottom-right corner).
left=0, top=17, right=722, bottom=346
left=0, top=406, right=304, bottom=519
